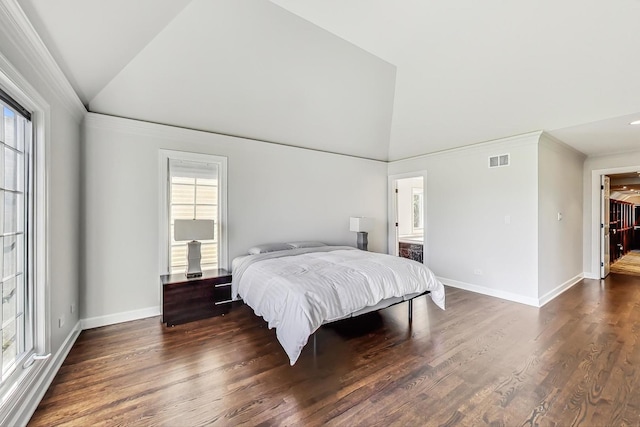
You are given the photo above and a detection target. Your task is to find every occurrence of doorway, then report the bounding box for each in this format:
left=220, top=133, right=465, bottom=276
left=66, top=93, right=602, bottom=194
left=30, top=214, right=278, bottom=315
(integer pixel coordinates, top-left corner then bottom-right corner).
left=390, top=175, right=425, bottom=263
left=601, top=171, right=640, bottom=277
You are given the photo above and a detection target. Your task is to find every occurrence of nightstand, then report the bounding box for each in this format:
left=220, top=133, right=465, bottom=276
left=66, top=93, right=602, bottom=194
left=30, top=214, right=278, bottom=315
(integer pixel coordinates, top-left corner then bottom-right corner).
left=161, top=268, right=233, bottom=326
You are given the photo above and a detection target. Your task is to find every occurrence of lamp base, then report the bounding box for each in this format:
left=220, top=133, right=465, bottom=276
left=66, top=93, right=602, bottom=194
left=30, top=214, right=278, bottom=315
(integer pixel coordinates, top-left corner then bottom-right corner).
left=185, top=240, right=203, bottom=278
left=356, top=232, right=368, bottom=251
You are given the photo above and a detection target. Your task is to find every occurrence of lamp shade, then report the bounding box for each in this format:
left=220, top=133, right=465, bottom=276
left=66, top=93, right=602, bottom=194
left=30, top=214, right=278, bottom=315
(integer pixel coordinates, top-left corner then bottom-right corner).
left=174, top=219, right=215, bottom=241
left=350, top=217, right=373, bottom=232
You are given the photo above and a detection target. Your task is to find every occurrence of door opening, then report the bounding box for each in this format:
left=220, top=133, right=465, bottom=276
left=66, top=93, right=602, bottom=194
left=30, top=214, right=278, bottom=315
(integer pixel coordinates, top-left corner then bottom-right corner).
left=392, top=176, right=424, bottom=263
left=601, top=172, right=640, bottom=277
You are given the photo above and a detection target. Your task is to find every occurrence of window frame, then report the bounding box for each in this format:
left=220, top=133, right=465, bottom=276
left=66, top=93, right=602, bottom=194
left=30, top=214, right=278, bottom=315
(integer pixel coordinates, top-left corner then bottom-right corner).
left=0, top=55, right=50, bottom=423
left=159, top=150, right=228, bottom=275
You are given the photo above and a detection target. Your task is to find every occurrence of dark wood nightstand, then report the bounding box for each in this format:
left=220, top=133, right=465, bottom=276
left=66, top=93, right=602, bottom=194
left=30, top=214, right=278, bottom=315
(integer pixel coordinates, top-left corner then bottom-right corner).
left=161, top=268, right=233, bottom=326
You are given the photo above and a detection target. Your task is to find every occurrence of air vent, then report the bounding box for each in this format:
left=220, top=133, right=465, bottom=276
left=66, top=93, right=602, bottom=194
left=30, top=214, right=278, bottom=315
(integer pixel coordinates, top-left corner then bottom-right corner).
left=488, top=154, right=510, bottom=168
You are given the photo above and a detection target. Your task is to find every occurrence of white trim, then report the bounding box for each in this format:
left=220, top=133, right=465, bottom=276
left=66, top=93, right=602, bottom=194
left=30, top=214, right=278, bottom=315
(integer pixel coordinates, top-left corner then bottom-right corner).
left=0, top=47, right=52, bottom=425
left=439, top=277, right=540, bottom=307
left=387, top=171, right=427, bottom=258
left=539, top=132, right=587, bottom=158
left=0, top=0, right=85, bottom=121
left=0, top=321, right=80, bottom=427
left=159, top=152, right=170, bottom=279
left=441, top=274, right=585, bottom=308
left=80, top=307, right=161, bottom=330
left=391, top=131, right=542, bottom=163
left=84, top=113, right=386, bottom=163
left=588, top=165, right=640, bottom=278
left=537, top=274, right=584, bottom=307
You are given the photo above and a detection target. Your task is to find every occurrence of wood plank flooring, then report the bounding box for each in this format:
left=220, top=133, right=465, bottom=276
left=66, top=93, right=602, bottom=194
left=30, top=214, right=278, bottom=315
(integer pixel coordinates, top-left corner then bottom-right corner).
left=610, top=250, right=640, bottom=276
left=29, top=274, right=640, bottom=426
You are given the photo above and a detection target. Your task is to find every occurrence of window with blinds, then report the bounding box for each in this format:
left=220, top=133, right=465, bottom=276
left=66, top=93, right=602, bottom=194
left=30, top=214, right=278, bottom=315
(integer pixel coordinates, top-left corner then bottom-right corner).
left=169, top=159, right=219, bottom=273
left=0, top=92, right=32, bottom=386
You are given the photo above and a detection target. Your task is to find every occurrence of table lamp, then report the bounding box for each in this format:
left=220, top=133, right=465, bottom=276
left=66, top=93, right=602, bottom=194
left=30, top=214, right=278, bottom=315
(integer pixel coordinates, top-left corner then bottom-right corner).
left=174, top=219, right=215, bottom=278
left=350, top=217, right=373, bottom=251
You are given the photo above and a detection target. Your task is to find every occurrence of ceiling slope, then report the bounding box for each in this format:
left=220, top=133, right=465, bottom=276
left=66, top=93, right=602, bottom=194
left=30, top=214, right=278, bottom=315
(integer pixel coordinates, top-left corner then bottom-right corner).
left=270, top=0, right=640, bottom=160
left=88, top=0, right=396, bottom=160
left=17, top=0, right=194, bottom=104
left=16, top=0, right=640, bottom=160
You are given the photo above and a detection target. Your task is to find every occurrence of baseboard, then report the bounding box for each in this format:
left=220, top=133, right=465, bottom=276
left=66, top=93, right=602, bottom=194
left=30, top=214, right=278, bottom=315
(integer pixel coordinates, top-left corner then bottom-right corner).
left=583, top=272, right=600, bottom=280
left=3, top=321, right=82, bottom=427
left=538, top=274, right=584, bottom=307
left=438, top=277, right=540, bottom=307
left=80, top=306, right=161, bottom=330
left=440, top=274, right=586, bottom=308
left=8, top=306, right=161, bottom=425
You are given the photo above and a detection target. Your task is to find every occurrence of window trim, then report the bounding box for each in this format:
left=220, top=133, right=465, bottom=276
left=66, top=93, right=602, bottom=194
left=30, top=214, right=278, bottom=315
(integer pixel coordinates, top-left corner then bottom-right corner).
left=0, top=53, right=50, bottom=424
left=158, top=150, right=228, bottom=275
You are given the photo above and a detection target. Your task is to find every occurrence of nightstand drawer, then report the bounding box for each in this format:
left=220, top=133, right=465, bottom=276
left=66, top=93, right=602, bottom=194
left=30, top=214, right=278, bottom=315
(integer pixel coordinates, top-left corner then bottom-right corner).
left=215, top=283, right=232, bottom=303
left=161, top=269, right=232, bottom=326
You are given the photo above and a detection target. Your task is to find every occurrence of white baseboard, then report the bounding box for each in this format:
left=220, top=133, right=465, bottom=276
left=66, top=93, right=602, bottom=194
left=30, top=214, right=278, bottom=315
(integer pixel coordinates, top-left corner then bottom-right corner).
left=440, top=274, right=586, bottom=308
left=4, top=321, right=82, bottom=427
left=583, top=272, right=600, bottom=280
left=81, top=306, right=161, bottom=330
left=9, top=306, right=160, bottom=425
left=538, top=274, right=584, bottom=307
left=438, top=277, right=540, bottom=307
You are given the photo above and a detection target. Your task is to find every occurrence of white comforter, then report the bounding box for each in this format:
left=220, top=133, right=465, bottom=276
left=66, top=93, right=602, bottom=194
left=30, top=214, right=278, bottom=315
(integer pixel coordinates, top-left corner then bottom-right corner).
left=232, top=246, right=445, bottom=365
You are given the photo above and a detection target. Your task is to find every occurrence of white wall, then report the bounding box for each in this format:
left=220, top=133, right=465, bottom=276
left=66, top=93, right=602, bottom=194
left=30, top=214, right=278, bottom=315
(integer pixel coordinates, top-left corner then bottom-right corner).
left=583, top=150, right=640, bottom=278
left=89, top=0, right=396, bottom=161
left=0, top=2, right=85, bottom=422
left=537, top=135, right=585, bottom=303
left=82, top=113, right=388, bottom=323
left=388, top=133, right=540, bottom=305
left=0, top=9, right=83, bottom=355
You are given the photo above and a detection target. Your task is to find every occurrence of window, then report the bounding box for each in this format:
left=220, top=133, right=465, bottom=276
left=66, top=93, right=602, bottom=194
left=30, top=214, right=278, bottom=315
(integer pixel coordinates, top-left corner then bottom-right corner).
left=169, top=160, right=218, bottom=273
left=0, top=57, right=48, bottom=426
left=160, top=151, right=227, bottom=274
left=0, top=90, right=32, bottom=386
left=412, top=187, right=424, bottom=232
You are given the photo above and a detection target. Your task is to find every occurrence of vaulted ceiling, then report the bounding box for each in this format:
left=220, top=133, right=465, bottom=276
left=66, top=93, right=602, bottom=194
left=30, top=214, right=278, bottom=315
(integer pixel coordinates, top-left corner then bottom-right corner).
left=17, top=0, right=640, bottom=161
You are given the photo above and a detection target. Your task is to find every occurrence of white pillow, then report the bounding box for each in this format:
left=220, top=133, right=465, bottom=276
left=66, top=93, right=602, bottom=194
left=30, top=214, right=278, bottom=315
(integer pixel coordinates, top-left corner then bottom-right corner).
left=247, top=243, right=294, bottom=254
left=287, top=241, right=327, bottom=249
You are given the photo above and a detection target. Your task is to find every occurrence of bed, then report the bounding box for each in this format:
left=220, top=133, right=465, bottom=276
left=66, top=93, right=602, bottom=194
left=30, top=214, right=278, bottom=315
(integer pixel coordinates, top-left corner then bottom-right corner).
left=232, top=243, right=445, bottom=365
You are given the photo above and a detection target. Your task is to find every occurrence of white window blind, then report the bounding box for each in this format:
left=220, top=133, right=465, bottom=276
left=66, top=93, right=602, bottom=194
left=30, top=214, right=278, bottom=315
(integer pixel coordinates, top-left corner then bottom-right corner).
left=169, top=159, right=219, bottom=274
left=0, top=95, right=32, bottom=386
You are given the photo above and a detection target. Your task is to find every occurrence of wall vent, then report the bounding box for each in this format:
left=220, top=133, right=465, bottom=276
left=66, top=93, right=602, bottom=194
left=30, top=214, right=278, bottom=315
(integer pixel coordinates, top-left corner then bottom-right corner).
left=488, top=154, right=510, bottom=168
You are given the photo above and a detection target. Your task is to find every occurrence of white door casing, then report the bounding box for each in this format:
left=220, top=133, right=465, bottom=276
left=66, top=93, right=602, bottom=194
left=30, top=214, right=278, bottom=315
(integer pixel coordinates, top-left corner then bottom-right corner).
left=601, top=175, right=610, bottom=278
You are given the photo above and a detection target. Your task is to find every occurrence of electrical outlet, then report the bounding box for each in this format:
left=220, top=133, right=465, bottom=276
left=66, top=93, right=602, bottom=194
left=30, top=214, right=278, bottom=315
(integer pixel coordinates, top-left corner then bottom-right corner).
left=474, top=269, right=483, bottom=276
left=58, top=315, right=65, bottom=328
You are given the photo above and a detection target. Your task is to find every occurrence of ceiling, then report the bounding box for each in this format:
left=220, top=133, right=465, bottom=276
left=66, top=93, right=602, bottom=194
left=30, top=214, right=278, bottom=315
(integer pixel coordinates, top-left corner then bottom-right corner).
left=610, top=172, right=640, bottom=201
left=16, top=0, right=640, bottom=161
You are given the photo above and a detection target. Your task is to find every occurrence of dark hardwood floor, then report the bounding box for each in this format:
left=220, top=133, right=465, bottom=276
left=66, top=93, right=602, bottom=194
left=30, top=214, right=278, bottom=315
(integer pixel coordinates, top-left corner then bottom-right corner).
left=29, top=274, right=640, bottom=426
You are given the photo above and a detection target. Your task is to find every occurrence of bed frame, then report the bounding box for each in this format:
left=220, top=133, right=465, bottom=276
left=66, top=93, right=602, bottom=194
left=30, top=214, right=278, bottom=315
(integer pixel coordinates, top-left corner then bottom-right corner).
left=312, top=290, right=430, bottom=352
left=322, top=290, right=429, bottom=324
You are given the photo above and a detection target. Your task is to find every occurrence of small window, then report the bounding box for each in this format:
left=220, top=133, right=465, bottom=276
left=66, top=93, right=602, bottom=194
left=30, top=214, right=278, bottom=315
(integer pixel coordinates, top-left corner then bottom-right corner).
left=169, top=160, right=219, bottom=273
left=160, top=151, right=227, bottom=274
left=412, top=188, right=424, bottom=232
